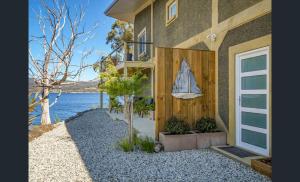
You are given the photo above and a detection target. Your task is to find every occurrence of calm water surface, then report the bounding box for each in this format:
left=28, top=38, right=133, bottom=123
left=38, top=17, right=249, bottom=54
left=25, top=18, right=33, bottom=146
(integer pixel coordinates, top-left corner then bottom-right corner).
left=31, top=93, right=109, bottom=125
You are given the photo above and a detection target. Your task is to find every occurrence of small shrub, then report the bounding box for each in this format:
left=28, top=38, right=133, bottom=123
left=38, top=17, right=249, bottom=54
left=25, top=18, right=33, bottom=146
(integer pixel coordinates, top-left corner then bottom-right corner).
left=54, top=115, right=62, bottom=123
left=117, top=129, right=140, bottom=152
left=132, top=129, right=141, bottom=145
left=133, top=97, right=154, bottom=117
left=165, top=116, right=190, bottom=134
left=138, top=137, right=155, bottom=153
left=195, top=117, right=217, bottom=133
left=117, top=138, right=134, bottom=152
left=109, top=97, right=123, bottom=113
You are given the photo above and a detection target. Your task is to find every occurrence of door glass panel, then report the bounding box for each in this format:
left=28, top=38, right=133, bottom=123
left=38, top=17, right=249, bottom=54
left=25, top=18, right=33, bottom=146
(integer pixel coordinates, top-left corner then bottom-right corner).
left=242, top=129, right=266, bottom=149
left=242, top=112, right=266, bottom=129
left=241, top=55, right=266, bottom=72
left=242, top=75, right=266, bottom=90
left=242, top=94, right=266, bottom=109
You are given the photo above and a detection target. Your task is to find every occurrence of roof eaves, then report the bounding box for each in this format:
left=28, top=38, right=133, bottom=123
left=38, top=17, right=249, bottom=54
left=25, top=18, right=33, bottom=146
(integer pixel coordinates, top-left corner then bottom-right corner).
left=104, top=0, right=119, bottom=16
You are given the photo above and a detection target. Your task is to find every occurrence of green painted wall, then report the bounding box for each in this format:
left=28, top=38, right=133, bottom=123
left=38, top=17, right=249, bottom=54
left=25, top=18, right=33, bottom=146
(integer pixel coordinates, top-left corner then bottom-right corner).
left=218, top=0, right=263, bottom=23
left=218, top=13, right=272, bottom=129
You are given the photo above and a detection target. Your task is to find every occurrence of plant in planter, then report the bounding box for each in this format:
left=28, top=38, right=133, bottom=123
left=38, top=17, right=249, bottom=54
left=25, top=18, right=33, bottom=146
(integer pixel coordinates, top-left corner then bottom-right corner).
left=195, top=117, right=227, bottom=148
left=165, top=116, right=191, bottom=134
left=195, top=117, right=217, bottom=133
left=159, top=116, right=197, bottom=152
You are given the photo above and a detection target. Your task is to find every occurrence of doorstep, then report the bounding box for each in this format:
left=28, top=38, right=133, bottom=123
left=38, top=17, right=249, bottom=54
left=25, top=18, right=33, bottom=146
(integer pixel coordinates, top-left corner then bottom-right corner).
left=211, top=145, right=265, bottom=166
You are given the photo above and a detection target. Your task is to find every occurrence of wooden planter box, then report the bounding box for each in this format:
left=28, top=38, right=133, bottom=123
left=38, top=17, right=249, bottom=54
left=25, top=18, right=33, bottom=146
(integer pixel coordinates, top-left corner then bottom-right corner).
left=196, top=132, right=227, bottom=149
left=251, top=158, right=272, bottom=178
left=159, top=132, right=197, bottom=152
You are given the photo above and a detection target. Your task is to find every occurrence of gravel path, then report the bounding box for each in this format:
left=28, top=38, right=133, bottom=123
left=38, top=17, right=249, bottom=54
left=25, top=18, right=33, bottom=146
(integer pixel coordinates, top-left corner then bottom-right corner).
left=29, top=109, right=271, bottom=182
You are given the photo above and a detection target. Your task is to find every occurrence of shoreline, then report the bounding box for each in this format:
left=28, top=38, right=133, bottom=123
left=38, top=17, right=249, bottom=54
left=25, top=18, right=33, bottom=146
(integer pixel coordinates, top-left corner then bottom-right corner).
left=29, top=108, right=105, bottom=142
left=52, top=92, right=100, bottom=94
left=29, top=91, right=102, bottom=94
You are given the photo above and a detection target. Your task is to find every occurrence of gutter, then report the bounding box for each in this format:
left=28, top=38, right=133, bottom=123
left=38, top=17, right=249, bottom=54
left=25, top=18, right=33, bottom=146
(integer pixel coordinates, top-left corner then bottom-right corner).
left=104, top=0, right=119, bottom=15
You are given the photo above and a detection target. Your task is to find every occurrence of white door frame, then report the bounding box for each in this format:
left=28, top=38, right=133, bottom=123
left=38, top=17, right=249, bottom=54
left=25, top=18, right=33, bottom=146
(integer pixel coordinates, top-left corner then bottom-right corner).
left=235, top=46, right=270, bottom=157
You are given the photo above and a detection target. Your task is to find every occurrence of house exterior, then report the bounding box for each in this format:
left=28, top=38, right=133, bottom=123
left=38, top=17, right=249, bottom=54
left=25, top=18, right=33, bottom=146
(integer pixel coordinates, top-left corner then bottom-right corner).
left=105, top=0, right=272, bottom=157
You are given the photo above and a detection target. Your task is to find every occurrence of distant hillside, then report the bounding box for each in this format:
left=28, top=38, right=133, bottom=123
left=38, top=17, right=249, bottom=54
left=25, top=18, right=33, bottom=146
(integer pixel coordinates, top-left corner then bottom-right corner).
left=29, top=78, right=99, bottom=93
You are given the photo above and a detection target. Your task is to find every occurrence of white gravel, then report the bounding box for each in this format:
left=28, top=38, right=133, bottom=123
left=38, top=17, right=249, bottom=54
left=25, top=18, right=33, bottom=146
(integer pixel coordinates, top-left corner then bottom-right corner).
left=29, top=109, right=271, bottom=182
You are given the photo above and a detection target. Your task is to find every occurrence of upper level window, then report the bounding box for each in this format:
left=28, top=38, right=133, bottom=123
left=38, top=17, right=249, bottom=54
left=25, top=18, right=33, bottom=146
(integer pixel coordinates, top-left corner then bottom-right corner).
left=138, top=27, right=146, bottom=57
left=166, top=0, right=178, bottom=26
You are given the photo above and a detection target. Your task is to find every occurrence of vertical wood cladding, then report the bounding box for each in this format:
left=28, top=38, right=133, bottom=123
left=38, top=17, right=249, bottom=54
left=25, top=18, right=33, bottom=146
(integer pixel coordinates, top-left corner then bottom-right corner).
left=155, top=48, right=215, bottom=138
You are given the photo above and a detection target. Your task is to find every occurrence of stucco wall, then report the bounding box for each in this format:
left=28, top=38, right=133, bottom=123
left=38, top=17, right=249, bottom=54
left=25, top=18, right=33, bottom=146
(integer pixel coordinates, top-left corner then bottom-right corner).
left=153, top=0, right=211, bottom=48
left=218, top=0, right=263, bottom=23
left=189, top=42, right=209, bottom=50
left=142, top=69, right=152, bottom=96
left=134, top=5, right=151, bottom=61
left=218, top=13, right=272, bottom=129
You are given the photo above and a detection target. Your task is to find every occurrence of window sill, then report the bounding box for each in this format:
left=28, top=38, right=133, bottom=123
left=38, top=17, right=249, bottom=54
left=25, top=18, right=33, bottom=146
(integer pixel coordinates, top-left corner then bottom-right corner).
left=166, top=16, right=177, bottom=27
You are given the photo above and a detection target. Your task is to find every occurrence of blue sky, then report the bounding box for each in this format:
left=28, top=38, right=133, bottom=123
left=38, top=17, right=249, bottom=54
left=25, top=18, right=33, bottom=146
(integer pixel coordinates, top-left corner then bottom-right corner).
left=29, top=0, right=116, bottom=81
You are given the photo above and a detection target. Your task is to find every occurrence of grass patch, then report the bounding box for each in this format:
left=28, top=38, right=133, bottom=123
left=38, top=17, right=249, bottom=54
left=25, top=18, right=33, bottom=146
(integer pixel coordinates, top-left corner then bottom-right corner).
left=29, top=124, right=56, bottom=142
left=117, top=129, right=155, bottom=153
left=138, top=136, right=155, bottom=153
left=117, top=138, right=134, bottom=152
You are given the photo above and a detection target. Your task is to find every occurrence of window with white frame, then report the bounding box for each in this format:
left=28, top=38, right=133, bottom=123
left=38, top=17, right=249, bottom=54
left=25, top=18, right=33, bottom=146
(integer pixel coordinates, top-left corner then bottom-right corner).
left=166, top=0, right=178, bottom=25
left=138, top=28, right=146, bottom=57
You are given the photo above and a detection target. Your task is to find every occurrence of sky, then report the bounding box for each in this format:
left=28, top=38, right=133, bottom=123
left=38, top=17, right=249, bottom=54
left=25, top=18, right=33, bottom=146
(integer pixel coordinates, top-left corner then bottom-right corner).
left=29, top=0, right=116, bottom=81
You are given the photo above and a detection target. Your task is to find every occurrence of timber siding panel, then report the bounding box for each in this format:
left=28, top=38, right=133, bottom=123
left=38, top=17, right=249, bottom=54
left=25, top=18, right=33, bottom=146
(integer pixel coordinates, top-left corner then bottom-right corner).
left=155, top=48, right=215, bottom=138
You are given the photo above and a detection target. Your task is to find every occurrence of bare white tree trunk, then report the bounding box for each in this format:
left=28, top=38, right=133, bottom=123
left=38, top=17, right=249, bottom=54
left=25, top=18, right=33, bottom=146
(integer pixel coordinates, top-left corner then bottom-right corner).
left=29, top=0, right=97, bottom=125
left=41, top=87, right=51, bottom=125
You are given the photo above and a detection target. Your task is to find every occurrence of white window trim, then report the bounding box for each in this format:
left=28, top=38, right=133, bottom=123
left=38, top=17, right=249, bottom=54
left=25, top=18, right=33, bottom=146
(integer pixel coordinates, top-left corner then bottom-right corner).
left=165, top=0, right=178, bottom=26
left=137, top=27, right=146, bottom=58
left=235, top=46, right=270, bottom=157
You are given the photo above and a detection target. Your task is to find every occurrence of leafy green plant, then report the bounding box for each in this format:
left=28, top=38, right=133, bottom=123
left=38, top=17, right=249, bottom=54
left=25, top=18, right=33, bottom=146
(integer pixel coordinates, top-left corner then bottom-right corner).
left=195, top=117, right=217, bottom=133
left=99, top=64, right=147, bottom=97
left=109, top=97, right=123, bottom=113
left=133, top=97, right=155, bottom=117
left=117, top=129, right=155, bottom=153
left=138, top=136, right=155, bottom=153
left=99, top=63, right=148, bottom=144
left=138, top=54, right=150, bottom=62
left=165, top=116, right=190, bottom=134
left=117, top=129, right=140, bottom=152
left=117, top=138, right=134, bottom=152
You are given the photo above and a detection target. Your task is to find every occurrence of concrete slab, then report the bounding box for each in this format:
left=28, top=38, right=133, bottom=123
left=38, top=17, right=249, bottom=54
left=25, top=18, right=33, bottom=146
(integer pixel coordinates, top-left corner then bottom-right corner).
left=106, top=111, right=155, bottom=139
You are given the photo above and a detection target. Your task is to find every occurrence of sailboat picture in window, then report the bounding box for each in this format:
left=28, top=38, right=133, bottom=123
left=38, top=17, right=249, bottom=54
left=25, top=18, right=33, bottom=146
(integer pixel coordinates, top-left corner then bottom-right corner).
left=172, top=59, right=203, bottom=99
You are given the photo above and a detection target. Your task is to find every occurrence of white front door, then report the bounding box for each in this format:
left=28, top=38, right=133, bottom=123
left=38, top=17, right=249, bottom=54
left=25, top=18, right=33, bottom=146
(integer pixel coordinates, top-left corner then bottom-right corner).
left=235, top=46, right=270, bottom=156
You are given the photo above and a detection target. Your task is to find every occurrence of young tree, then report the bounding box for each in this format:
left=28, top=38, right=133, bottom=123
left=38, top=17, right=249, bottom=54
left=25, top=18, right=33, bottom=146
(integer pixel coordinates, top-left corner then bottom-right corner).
left=29, top=0, right=97, bottom=124
left=99, top=63, right=147, bottom=144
